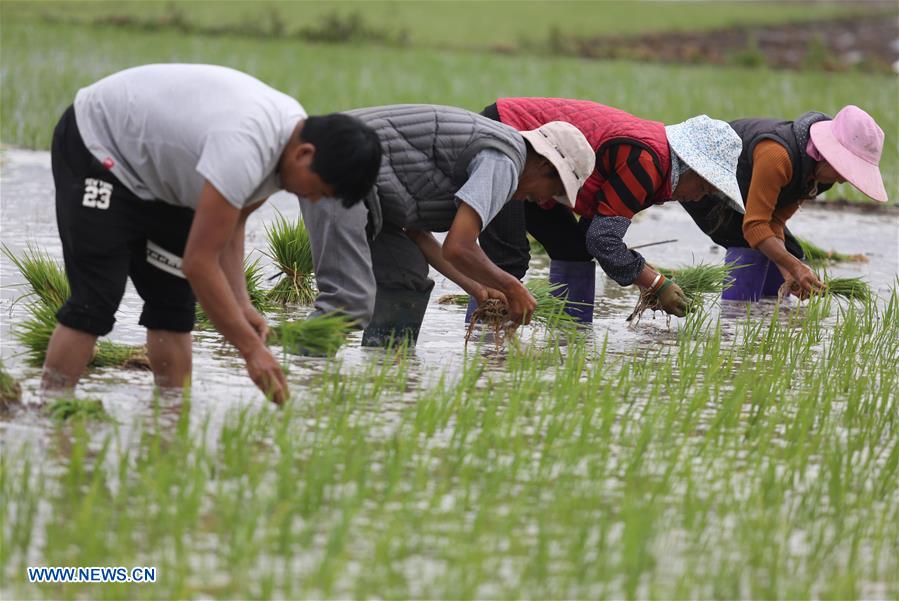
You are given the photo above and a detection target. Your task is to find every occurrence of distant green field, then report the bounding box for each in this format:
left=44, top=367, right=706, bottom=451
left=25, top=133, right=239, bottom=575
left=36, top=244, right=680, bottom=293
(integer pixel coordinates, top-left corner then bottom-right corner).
left=0, top=0, right=881, bottom=51
left=2, top=18, right=896, bottom=201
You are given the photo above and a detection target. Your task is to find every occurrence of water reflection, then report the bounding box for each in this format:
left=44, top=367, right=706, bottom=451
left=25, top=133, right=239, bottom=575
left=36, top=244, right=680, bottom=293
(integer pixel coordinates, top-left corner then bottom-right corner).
left=2, top=147, right=897, bottom=462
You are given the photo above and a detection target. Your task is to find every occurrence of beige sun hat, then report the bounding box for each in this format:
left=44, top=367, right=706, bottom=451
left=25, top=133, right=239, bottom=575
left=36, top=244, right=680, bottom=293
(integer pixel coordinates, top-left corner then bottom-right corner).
left=519, top=121, right=595, bottom=208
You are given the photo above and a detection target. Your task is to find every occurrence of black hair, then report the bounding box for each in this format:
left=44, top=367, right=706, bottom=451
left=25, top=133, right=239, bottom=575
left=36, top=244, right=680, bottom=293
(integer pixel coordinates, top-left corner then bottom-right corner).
left=300, top=113, right=382, bottom=208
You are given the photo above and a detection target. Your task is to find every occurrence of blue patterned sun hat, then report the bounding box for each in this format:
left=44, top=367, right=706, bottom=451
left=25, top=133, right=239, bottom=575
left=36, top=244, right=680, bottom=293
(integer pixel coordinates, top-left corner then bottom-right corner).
left=665, top=115, right=743, bottom=205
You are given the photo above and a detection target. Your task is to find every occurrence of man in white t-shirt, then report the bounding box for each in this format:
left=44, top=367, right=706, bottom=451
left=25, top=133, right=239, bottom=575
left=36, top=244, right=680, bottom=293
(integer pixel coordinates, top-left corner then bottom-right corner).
left=44, top=64, right=382, bottom=404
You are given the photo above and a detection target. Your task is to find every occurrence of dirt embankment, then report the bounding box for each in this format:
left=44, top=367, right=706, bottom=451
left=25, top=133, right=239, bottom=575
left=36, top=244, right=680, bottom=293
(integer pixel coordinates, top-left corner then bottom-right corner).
left=556, top=15, right=899, bottom=74
left=805, top=198, right=899, bottom=214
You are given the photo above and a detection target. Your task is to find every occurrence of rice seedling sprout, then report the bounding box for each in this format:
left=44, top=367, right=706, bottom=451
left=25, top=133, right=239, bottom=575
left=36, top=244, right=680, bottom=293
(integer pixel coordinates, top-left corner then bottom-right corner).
left=437, top=294, right=471, bottom=306
left=46, top=397, right=111, bottom=422
left=823, top=276, right=873, bottom=301
left=797, top=236, right=867, bottom=265
left=2, top=243, right=70, bottom=308
left=263, top=213, right=316, bottom=305
left=269, top=312, right=356, bottom=357
left=7, top=247, right=150, bottom=369
left=0, top=361, right=21, bottom=409
left=196, top=257, right=272, bottom=328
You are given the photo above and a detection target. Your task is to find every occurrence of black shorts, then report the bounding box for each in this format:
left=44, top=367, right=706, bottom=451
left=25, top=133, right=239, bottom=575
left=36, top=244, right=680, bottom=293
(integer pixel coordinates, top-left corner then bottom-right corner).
left=51, top=105, right=196, bottom=336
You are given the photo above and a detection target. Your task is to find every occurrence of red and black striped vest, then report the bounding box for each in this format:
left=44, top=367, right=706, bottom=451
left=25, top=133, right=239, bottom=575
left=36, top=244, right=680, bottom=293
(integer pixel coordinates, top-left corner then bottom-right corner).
left=497, top=97, right=672, bottom=218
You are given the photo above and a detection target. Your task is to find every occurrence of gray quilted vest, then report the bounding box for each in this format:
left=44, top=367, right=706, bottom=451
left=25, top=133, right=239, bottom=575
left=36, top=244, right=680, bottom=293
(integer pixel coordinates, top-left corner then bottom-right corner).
left=345, top=104, right=527, bottom=237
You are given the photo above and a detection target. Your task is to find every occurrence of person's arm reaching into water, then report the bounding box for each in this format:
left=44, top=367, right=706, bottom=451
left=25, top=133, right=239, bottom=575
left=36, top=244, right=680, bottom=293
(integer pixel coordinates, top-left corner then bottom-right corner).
left=182, top=182, right=288, bottom=404
left=769, top=202, right=800, bottom=242
left=219, top=199, right=269, bottom=339
left=426, top=149, right=536, bottom=324
left=406, top=228, right=508, bottom=306
left=756, top=236, right=822, bottom=297
left=443, top=204, right=536, bottom=324
left=585, top=143, right=688, bottom=316
left=742, top=141, right=823, bottom=298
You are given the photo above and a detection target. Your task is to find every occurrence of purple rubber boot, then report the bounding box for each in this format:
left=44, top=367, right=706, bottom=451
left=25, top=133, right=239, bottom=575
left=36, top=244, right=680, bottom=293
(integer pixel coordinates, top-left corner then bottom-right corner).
left=761, top=263, right=786, bottom=297
left=549, top=260, right=595, bottom=324
left=722, top=247, right=770, bottom=301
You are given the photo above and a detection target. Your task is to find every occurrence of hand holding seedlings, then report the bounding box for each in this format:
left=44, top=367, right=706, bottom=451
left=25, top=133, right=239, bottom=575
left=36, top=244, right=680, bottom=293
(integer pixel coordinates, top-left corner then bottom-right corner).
left=783, top=262, right=825, bottom=299
left=627, top=275, right=687, bottom=322
left=655, top=280, right=689, bottom=317
left=465, top=280, right=579, bottom=347
left=504, top=280, right=537, bottom=325
left=628, top=262, right=735, bottom=323
left=244, top=343, right=289, bottom=405
left=471, top=284, right=508, bottom=306
left=407, top=226, right=534, bottom=324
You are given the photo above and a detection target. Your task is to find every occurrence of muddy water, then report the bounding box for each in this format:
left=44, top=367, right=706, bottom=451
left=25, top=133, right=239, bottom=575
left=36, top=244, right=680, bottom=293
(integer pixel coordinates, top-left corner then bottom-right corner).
left=1, top=146, right=897, bottom=440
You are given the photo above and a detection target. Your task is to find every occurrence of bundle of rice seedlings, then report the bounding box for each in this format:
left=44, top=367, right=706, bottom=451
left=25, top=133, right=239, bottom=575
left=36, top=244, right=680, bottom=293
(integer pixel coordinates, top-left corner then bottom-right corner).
left=627, top=262, right=735, bottom=323
left=92, top=341, right=151, bottom=370
left=797, top=236, right=867, bottom=266
left=16, top=301, right=60, bottom=366
left=244, top=258, right=273, bottom=313
left=14, top=302, right=151, bottom=368
left=268, top=312, right=355, bottom=357
left=2, top=244, right=70, bottom=307
left=47, top=397, right=111, bottom=422
left=777, top=275, right=873, bottom=302
left=525, top=279, right=583, bottom=329
left=465, top=279, right=579, bottom=347
left=6, top=246, right=149, bottom=369
left=824, top=276, right=873, bottom=302
left=196, top=258, right=272, bottom=328
left=263, top=214, right=316, bottom=304
left=528, top=235, right=547, bottom=255
left=0, top=361, right=21, bottom=409
left=437, top=293, right=470, bottom=306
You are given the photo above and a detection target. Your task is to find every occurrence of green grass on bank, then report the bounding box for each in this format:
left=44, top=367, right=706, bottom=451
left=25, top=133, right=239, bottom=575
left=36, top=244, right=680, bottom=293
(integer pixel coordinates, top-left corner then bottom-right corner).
left=0, top=0, right=880, bottom=51
left=2, top=19, right=896, bottom=201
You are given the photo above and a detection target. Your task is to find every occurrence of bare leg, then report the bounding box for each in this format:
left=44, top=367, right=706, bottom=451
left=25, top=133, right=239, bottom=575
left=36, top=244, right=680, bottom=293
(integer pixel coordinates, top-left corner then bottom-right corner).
left=42, top=324, right=98, bottom=391
left=146, top=329, right=192, bottom=389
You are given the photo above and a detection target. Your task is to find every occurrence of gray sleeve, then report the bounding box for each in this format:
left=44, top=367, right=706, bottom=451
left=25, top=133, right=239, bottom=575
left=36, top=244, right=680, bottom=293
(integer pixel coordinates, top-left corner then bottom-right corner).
left=299, top=196, right=376, bottom=328
left=454, top=149, right=519, bottom=231
left=585, top=215, right=646, bottom=287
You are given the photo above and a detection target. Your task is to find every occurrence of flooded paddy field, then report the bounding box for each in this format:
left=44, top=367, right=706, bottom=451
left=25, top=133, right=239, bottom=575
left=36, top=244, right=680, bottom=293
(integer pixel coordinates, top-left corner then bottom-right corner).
left=1, top=148, right=898, bottom=599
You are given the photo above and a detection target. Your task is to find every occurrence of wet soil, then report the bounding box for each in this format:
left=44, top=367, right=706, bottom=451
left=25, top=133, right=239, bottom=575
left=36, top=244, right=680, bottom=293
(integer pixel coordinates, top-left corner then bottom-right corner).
left=562, top=12, right=899, bottom=73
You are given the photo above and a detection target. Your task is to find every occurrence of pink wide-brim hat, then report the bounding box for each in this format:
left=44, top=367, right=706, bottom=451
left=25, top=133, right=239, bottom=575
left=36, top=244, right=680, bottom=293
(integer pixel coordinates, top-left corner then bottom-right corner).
left=809, top=105, right=888, bottom=203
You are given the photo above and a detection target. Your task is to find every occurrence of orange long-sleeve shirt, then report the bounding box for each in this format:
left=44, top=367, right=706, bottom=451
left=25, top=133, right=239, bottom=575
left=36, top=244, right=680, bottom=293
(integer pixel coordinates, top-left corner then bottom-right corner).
left=742, top=140, right=802, bottom=247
